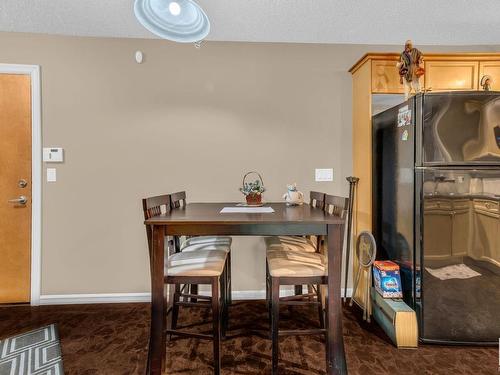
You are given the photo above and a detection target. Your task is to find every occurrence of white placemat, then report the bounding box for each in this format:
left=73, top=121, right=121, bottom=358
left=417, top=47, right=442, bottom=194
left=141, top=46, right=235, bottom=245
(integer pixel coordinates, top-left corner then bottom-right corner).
left=220, top=207, right=275, bottom=213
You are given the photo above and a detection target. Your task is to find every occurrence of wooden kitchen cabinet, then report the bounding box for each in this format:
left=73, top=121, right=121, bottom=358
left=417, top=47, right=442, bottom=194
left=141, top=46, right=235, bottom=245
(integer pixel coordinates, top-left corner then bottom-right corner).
left=372, top=60, right=405, bottom=94
left=424, top=207, right=453, bottom=260
left=472, top=199, right=500, bottom=265
left=479, top=61, right=500, bottom=91
left=422, top=198, right=471, bottom=261
left=451, top=199, right=471, bottom=257
left=425, top=61, right=479, bottom=91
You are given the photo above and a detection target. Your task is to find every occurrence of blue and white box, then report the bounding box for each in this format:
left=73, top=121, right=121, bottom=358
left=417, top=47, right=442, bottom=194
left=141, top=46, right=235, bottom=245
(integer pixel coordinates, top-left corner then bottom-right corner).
left=373, top=261, right=403, bottom=299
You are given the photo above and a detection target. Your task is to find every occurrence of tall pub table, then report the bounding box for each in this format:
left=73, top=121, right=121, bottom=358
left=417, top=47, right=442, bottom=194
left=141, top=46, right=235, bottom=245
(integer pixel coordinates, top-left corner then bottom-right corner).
left=144, top=202, right=347, bottom=375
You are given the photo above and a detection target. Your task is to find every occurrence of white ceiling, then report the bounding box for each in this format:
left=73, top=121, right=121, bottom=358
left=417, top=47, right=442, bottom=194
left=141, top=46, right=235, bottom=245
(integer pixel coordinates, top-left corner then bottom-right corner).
left=1, top=0, right=499, bottom=45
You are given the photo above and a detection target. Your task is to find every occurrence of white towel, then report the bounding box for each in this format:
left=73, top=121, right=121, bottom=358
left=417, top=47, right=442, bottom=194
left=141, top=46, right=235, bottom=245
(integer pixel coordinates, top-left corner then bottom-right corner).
left=425, top=264, right=481, bottom=280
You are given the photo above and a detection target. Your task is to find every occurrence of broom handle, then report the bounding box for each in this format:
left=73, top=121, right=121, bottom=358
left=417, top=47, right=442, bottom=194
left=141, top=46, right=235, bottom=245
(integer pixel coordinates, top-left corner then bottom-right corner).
left=344, top=176, right=359, bottom=302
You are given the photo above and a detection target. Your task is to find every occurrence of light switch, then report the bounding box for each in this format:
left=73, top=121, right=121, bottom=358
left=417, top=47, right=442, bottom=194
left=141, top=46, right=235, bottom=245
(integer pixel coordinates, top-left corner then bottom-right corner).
left=47, top=168, right=57, bottom=182
left=43, top=147, right=64, bottom=162
left=315, top=168, right=333, bottom=182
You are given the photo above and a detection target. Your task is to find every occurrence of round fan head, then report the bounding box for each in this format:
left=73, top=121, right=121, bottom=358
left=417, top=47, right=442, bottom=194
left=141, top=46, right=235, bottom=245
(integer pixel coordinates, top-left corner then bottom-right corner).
left=356, top=231, right=377, bottom=267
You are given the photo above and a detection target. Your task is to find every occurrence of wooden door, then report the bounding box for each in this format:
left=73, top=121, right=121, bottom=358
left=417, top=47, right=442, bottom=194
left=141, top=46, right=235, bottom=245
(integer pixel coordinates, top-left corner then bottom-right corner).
left=479, top=61, right=500, bottom=91
left=425, top=61, right=479, bottom=91
left=423, top=199, right=453, bottom=261
left=0, top=74, right=32, bottom=303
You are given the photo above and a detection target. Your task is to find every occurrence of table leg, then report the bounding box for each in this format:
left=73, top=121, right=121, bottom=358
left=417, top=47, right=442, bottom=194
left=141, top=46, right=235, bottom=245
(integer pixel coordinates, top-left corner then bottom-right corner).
left=148, top=225, right=166, bottom=375
left=326, top=223, right=347, bottom=375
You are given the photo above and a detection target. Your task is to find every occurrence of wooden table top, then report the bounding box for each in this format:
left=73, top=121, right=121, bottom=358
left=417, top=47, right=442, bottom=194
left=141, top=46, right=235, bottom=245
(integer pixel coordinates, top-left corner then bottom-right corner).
left=144, top=202, right=345, bottom=225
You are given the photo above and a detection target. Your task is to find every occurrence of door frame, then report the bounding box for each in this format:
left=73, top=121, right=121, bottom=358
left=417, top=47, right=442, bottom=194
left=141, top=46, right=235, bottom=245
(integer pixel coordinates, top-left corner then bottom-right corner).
left=0, top=64, right=42, bottom=305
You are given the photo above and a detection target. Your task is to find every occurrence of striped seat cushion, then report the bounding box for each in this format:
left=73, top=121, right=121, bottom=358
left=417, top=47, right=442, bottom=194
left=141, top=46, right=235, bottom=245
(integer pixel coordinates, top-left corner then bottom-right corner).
left=266, top=250, right=327, bottom=277
left=181, top=242, right=231, bottom=253
left=265, top=236, right=318, bottom=253
left=181, top=236, right=232, bottom=250
left=167, top=250, right=227, bottom=277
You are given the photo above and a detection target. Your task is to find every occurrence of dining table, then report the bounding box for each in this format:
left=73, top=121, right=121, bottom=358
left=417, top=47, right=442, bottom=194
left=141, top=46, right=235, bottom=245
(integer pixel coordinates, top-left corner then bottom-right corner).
left=144, top=202, right=347, bottom=375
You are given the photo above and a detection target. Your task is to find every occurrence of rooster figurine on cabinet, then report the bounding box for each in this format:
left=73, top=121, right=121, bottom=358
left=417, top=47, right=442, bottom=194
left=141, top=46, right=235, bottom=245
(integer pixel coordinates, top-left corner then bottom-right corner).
left=397, top=40, right=424, bottom=99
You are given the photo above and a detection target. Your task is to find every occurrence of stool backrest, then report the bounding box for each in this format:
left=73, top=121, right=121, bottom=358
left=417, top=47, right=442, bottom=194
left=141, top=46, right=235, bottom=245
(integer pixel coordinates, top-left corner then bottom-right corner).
left=324, top=194, right=349, bottom=219
left=170, top=191, right=187, bottom=209
left=310, top=191, right=326, bottom=210
left=142, top=194, right=171, bottom=253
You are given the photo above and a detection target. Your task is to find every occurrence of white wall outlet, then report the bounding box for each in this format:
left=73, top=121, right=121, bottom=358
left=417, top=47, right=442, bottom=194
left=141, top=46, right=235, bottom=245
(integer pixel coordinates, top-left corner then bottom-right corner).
left=43, top=147, right=64, bottom=162
left=315, top=168, right=333, bottom=182
left=47, top=168, right=57, bottom=182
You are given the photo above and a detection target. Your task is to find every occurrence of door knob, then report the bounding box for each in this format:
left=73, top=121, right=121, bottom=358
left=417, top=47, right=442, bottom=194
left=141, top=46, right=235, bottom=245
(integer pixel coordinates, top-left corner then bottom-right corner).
left=8, top=196, right=27, bottom=205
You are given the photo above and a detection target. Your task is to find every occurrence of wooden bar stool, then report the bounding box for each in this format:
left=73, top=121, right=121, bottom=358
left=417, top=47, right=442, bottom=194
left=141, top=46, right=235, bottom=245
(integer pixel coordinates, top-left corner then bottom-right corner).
left=170, top=191, right=232, bottom=250
left=275, top=190, right=325, bottom=253
left=268, top=191, right=325, bottom=295
left=266, top=193, right=348, bottom=374
left=142, top=194, right=228, bottom=374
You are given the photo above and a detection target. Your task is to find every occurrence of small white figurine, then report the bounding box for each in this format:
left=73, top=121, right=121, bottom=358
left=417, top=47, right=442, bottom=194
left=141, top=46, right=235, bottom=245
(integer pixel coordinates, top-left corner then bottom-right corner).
left=283, top=183, right=304, bottom=206
left=396, top=40, right=424, bottom=99
left=480, top=75, right=492, bottom=91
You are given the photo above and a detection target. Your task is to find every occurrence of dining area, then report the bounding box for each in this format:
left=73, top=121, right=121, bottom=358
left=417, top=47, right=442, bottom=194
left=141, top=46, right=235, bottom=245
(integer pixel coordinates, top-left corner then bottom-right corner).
left=142, top=186, right=349, bottom=375
left=2, top=3, right=500, bottom=373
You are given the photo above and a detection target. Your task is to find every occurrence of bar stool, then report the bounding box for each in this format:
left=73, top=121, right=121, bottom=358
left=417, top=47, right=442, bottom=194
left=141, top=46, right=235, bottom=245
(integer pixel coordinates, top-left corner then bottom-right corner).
left=275, top=190, right=325, bottom=252
left=265, top=194, right=348, bottom=374
left=170, top=191, right=233, bottom=307
left=142, top=194, right=228, bottom=374
left=170, top=191, right=232, bottom=250
left=267, top=191, right=325, bottom=296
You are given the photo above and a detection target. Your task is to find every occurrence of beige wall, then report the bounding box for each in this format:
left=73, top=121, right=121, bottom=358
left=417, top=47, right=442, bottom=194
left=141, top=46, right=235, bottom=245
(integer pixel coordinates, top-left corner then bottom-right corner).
left=0, top=32, right=498, bottom=296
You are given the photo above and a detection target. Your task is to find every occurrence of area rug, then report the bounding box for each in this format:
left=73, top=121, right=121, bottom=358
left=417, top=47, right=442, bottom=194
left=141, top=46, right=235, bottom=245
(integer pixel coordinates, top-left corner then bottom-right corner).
left=0, top=324, right=64, bottom=375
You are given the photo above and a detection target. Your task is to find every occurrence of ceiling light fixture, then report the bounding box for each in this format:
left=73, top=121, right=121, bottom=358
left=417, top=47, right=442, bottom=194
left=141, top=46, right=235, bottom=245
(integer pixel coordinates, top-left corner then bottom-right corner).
left=134, top=0, right=210, bottom=43
left=168, top=2, right=181, bottom=16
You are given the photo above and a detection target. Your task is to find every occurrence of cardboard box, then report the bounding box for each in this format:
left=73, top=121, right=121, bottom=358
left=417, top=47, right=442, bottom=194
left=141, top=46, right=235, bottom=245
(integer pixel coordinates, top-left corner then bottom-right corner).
left=373, top=261, right=403, bottom=298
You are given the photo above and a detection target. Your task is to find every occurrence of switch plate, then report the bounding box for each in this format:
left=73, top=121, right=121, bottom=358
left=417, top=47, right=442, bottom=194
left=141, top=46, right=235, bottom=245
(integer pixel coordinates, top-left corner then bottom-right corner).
left=315, top=168, right=333, bottom=182
left=43, top=147, right=64, bottom=162
left=47, top=168, right=57, bottom=182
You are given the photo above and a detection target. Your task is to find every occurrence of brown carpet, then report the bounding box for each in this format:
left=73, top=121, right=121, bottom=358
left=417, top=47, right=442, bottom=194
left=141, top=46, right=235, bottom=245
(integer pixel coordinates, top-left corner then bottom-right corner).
left=0, top=301, right=496, bottom=374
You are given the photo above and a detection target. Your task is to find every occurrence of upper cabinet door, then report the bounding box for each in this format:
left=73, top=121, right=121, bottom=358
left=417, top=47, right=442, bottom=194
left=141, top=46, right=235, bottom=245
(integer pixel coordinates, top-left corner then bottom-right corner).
left=425, top=61, right=479, bottom=91
left=371, top=60, right=404, bottom=94
left=479, top=61, right=500, bottom=91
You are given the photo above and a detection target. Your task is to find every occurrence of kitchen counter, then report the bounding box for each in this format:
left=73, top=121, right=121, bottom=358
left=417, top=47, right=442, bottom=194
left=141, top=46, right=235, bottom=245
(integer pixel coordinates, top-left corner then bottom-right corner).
left=424, top=193, right=500, bottom=202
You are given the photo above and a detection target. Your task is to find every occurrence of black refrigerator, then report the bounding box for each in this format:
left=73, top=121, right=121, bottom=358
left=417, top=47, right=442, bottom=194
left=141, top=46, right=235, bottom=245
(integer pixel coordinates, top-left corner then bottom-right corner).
left=373, top=91, right=500, bottom=345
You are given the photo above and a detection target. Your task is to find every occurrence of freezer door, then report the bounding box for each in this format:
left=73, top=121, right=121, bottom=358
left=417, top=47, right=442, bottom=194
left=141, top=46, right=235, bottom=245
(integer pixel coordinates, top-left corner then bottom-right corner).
left=417, top=167, right=500, bottom=344
left=422, top=92, right=500, bottom=165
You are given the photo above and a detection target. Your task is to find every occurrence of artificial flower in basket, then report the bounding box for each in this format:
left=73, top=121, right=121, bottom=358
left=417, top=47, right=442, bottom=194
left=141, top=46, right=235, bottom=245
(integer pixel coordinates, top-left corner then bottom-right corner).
left=239, top=171, right=266, bottom=205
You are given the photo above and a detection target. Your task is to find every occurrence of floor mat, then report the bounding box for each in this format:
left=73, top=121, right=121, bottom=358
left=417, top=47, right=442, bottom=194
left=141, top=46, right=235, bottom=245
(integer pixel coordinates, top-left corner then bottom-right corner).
left=0, top=324, right=64, bottom=375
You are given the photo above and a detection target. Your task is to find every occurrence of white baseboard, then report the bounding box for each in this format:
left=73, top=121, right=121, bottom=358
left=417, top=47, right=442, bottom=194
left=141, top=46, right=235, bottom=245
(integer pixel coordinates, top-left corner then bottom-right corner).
left=39, top=293, right=151, bottom=305
left=38, top=288, right=353, bottom=305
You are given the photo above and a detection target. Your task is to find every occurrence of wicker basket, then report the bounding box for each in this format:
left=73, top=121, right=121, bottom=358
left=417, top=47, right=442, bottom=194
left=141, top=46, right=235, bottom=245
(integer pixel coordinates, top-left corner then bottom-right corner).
left=241, top=171, right=265, bottom=205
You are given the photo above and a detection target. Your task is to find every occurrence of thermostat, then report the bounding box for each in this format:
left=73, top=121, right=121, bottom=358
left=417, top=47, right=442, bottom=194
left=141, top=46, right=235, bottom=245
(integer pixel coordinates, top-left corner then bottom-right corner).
left=43, top=147, right=64, bottom=162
